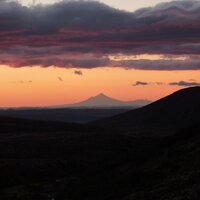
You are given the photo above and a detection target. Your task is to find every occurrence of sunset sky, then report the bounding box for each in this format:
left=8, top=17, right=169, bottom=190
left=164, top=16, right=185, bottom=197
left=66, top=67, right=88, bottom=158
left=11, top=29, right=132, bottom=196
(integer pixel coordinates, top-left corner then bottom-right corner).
left=0, top=0, right=200, bottom=107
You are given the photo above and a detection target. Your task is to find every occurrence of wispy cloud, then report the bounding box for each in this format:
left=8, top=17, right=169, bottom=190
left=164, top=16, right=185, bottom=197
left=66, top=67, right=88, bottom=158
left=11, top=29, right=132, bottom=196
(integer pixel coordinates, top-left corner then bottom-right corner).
left=58, top=76, right=63, bottom=82
left=169, top=81, right=200, bottom=87
left=74, top=70, right=83, bottom=76
left=154, top=82, right=164, bottom=85
left=132, top=80, right=200, bottom=87
left=19, top=80, right=32, bottom=84
left=132, top=81, right=164, bottom=86
left=133, top=81, right=148, bottom=86
left=188, top=79, right=196, bottom=81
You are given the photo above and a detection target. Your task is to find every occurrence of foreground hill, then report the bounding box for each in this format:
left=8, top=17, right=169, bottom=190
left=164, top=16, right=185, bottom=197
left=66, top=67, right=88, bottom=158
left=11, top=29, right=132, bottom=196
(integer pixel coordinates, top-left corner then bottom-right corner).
left=122, top=122, right=200, bottom=200
left=1, top=122, right=200, bottom=199
left=93, top=87, right=200, bottom=136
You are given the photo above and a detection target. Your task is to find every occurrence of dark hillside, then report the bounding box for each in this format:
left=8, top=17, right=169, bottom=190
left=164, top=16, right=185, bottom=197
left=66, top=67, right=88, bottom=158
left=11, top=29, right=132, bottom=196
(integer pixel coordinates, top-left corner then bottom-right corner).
left=1, top=123, right=200, bottom=200
left=92, top=87, right=200, bottom=136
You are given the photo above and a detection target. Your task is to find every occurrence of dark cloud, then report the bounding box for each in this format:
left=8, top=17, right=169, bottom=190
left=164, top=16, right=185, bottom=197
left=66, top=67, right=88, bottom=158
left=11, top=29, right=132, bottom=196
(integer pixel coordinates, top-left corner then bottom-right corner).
left=169, top=81, right=200, bottom=87
left=115, top=58, right=200, bottom=70
left=133, top=81, right=148, bottom=86
left=0, top=1, right=200, bottom=70
left=132, top=81, right=164, bottom=86
left=74, top=70, right=83, bottom=75
left=133, top=80, right=200, bottom=87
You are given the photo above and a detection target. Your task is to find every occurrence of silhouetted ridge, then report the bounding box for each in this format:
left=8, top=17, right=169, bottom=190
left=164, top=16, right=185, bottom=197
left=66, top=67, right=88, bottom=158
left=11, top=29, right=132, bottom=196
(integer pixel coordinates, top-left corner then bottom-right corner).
left=0, top=116, right=93, bottom=133
left=93, top=87, right=200, bottom=135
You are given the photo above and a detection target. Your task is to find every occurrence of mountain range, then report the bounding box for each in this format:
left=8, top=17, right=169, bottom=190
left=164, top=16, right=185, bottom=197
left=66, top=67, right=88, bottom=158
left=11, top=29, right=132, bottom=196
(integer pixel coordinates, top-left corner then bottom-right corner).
left=0, top=93, right=151, bottom=123
left=54, top=93, right=151, bottom=108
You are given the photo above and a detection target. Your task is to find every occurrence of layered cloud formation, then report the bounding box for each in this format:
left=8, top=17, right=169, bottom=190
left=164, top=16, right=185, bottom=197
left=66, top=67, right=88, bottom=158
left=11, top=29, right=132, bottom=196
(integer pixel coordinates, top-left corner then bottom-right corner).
left=0, top=0, right=200, bottom=70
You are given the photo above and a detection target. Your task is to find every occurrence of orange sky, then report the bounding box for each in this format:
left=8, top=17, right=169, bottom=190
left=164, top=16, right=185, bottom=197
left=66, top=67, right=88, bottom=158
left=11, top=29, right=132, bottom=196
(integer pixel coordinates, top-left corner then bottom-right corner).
left=0, top=1, right=200, bottom=108
left=0, top=65, right=199, bottom=107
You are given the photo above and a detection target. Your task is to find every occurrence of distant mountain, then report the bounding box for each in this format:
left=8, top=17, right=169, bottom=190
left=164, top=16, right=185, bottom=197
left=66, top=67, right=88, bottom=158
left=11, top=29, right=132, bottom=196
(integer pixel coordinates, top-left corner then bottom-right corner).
left=93, top=87, right=200, bottom=136
left=55, top=93, right=151, bottom=108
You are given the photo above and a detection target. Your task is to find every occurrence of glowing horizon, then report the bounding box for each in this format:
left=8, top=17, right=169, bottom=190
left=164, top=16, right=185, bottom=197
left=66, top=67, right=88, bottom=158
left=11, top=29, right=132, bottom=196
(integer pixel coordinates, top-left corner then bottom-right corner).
left=0, top=65, right=199, bottom=107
